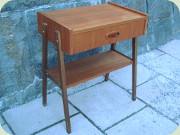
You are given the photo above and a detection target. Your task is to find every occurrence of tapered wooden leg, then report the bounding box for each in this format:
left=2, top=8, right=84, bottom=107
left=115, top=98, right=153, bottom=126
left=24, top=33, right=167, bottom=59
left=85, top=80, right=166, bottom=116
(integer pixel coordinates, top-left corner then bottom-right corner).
left=110, top=43, right=116, bottom=51
left=132, top=37, right=138, bottom=101
left=42, top=23, right=48, bottom=106
left=55, top=31, right=71, bottom=134
left=105, top=73, right=109, bottom=81
left=61, top=90, right=71, bottom=134
left=104, top=43, right=117, bottom=81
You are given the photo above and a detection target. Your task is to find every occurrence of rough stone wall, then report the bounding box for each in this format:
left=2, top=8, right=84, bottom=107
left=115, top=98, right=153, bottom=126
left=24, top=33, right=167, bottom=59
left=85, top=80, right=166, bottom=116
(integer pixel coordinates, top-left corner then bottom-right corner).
left=0, top=0, right=179, bottom=111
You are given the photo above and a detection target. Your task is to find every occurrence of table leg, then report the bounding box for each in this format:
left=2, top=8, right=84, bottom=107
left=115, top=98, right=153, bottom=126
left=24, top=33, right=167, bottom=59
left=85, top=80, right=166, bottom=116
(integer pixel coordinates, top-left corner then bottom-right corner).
left=55, top=31, right=71, bottom=134
left=42, top=23, right=48, bottom=106
left=105, top=73, right=109, bottom=81
left=105, top=43, right=117, bottom=81
left=132, top=37, right=138, bottom=101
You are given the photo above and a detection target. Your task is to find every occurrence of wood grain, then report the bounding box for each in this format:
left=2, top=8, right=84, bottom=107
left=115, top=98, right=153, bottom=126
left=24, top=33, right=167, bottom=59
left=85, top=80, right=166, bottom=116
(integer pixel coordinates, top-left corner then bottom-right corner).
left=47, top=51, right=133, bottom=88
left=73, top=20, right=145, bottom=53
left=37, top=2, right=148, bottom=55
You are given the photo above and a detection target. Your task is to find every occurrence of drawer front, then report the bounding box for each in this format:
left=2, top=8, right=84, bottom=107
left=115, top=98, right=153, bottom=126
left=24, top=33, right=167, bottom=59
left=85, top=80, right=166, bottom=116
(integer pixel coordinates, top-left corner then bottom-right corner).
left=73, top=19, right=146, bottom=54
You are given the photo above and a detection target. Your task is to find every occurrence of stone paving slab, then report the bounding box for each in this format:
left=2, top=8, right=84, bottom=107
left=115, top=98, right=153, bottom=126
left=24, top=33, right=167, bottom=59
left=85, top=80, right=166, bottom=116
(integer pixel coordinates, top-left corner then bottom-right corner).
left=176, top=118, right=180, bottom=124
left=0, top=116, right=4, bottom=125
left=36, top=114, right=103, bottom=135
left=138, top=49, right=164, bottom=64
left=136, top=76, right=180, bottom=120
left=2, top=93, right=77, bottom=135
left=144, top=54, right=180, bottom=84
left=109, top=64, right=157, bottom=90
left=69, top=81, right=145, bottom=130
left=158, top=40, right=180, bottom=60
left=2, top=124, right=12, bottom=134
left=106, top=107, right=178, bottom=135
left=67, top=76, right=104, bottom=96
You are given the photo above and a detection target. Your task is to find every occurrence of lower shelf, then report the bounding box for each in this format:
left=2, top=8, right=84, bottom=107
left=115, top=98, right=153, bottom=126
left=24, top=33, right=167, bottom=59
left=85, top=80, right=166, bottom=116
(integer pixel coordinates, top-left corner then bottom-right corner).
left=47, top=50, right=133, bottom=88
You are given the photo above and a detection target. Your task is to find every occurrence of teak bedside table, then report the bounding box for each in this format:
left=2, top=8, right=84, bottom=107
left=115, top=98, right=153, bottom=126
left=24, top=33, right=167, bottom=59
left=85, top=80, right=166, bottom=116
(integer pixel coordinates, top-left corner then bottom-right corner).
left=37, top=2, right=148, bottom=134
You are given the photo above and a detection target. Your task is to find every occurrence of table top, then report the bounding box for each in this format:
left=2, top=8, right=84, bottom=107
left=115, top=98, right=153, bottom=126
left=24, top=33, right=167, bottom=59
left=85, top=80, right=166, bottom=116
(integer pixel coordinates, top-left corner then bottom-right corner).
left=42, top=2, right=147, bottom=32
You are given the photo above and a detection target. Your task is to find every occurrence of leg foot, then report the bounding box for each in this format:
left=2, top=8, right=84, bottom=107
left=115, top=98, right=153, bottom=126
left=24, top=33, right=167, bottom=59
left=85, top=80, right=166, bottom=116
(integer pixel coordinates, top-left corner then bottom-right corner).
left=105, top=73, right=109, bottom=81
left=42, top=76, right=47, bottom=106
left=62, top=90, right=71, bottom=134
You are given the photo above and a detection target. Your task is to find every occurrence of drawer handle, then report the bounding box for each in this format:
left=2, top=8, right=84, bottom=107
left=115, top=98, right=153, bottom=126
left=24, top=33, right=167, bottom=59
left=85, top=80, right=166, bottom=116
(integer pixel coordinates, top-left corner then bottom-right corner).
left=106, top=31, right=120, bottom=39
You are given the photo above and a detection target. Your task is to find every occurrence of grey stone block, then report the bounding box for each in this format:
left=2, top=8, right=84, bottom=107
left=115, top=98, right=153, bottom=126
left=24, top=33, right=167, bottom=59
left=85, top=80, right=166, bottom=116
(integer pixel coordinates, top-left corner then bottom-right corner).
left=128, top=0, right=147, bottom=13
left=0, top=13, right=13, bottom=36
left=0, top=11, right=35, bottom=98
left=106, top=107, right=178, bottom=135
left=147, top=17, right=173, bottom=50
left=76, top=1, right=92, bottom=7
left=109, top=0, right=128, bottom=6
left=0, top=35, right=33, bottom=97
left=1, top=0, right=67, bottom=12
left=110, top=36, right=148, bottom=58
left=144, top=54, right=180, bottom=85
left=0, top=77, right=56, bottom=111
left=1, top=0, right=101, bottom=12
left=69, top=81, right=145, bottom=130
left=2, top=93, right=77, bottom=135
left=115, top=39, right=132, bottom=57
left=172, top=5, right=180, bottom=39
left=36, top=114, right=104, bottom=135
left=137, top=76, right=180, bottom=120
left=147, top=0, right=173, bottom=20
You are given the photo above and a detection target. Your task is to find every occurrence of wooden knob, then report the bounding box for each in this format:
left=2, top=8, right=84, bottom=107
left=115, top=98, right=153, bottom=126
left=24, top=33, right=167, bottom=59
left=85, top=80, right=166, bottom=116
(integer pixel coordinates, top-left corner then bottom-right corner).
left=106, top=31, right=120, bottom=39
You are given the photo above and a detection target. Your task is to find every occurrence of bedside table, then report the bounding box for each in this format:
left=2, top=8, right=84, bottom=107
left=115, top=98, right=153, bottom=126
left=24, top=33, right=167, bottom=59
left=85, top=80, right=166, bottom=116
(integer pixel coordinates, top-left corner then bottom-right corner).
left=37, top=2, right=148, bottom=133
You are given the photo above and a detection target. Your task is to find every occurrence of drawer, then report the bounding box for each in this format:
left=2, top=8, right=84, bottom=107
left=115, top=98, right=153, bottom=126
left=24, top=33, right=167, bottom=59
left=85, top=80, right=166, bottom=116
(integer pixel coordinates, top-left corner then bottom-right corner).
left=73, top=19, right=146, bottom=53
left=37, top=2, right=148, bottom=55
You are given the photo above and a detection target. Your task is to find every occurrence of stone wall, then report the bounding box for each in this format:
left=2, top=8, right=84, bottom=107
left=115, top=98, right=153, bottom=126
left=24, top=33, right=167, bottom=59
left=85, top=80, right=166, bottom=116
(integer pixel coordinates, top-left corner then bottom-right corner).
left=0, top=0, right=179, bottom=111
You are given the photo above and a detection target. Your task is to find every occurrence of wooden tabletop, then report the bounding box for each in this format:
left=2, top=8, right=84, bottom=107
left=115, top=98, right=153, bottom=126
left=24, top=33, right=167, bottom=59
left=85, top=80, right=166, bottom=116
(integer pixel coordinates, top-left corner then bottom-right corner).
left=43, top=2, right=147, bottom=33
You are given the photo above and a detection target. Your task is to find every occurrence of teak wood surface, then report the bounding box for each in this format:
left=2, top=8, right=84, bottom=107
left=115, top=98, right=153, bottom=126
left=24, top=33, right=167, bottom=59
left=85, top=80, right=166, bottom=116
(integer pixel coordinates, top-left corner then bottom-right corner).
left=37, top=2, right=148, bottom=55
left=39, top=2, right=148, bottom=133
left=47, top=51, right=133, bottom=88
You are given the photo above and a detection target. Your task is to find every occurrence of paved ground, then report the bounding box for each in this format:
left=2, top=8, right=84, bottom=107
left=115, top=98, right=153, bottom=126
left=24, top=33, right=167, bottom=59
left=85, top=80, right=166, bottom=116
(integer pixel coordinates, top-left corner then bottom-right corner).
left=1, top=40, right=180, bottom=135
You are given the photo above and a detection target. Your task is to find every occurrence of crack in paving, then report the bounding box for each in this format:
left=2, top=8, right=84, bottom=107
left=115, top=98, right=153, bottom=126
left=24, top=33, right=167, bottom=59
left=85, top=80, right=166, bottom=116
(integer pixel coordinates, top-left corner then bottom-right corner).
left=104, top=106, right=147, bottom=131
left=30, top=112, right=80, bottom=135
left=58, top=92, right=107, bottom=135
left=1, top=114, right=16, bottom=135
left=109, top=78, right=179, bottom=126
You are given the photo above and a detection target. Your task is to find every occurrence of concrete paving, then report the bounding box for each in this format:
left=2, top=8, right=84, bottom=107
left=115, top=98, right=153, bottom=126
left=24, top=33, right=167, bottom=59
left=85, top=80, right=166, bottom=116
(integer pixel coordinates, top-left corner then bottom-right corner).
left=138, top=49, right=164, bottom=63
left=106, top=107, right=178, bottom=135
left=158, top=40, right=180, bottom=60
left=176, top=117, right=180, bottom=124
left=0, top=115, right=4, bottom=125
left=2, top=124, right=12, bottom=134
left=109, top=64, right=157, bottom=90
left=1, top=40, right=180, bottom=135
left=2, top=93, right=77, bottom=135
left=67, top=76, right=104, bottom=96
left=69, top=81, right=145, bottom=130
left=144, top=54, right=180, bottom=85
left=136, top=76, right=180, bottom=120
left=36, top=114, right=104, bottom=135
